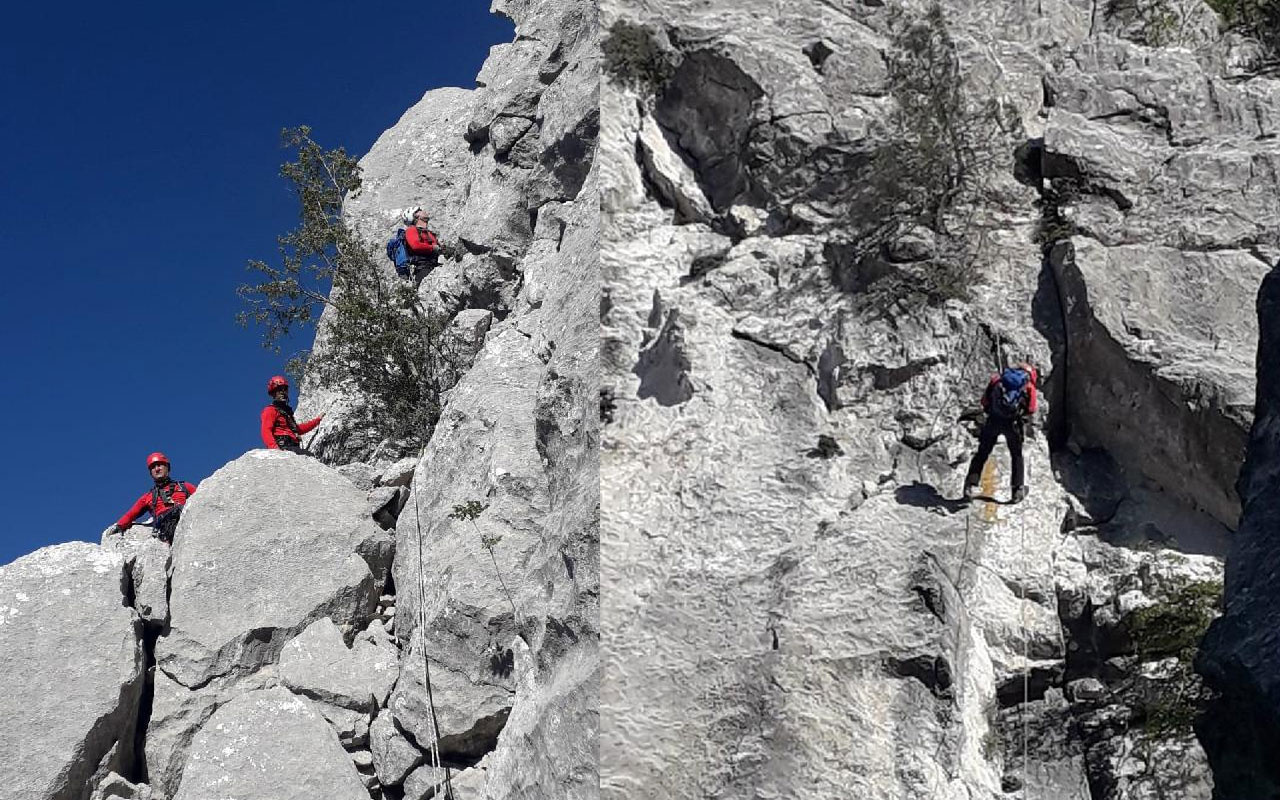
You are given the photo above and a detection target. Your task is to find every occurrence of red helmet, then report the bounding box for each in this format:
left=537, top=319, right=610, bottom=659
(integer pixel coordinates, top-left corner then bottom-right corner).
left=267, top=375, right=290, bottom=395
left=146, top=452, right=170, bottom=469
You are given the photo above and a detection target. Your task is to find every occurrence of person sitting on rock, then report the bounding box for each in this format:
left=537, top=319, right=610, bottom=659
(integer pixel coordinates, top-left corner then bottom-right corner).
left=107, top=452, right=197, bottom=542
left=401, top=206, right=441, bottom=279
left=963, top=361, right=1038, bottom=504
left=261, top=375, right=322, bottom=454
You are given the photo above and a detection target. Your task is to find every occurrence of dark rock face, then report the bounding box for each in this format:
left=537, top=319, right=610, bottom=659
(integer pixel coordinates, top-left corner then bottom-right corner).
left=1198, top=264, right=1280, bottom=799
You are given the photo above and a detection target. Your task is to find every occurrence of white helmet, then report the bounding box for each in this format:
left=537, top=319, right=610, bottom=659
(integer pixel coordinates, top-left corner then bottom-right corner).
left=402, top=206, right=426, bottom=226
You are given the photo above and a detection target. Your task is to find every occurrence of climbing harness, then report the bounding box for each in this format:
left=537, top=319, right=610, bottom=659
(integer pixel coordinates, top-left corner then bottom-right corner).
left=410, top=449, right=455, bottom=800
left=149, top=479, right=189, bottom=512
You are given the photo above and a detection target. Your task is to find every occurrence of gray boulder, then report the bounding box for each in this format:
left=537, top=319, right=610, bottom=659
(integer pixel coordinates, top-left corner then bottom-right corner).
left=171, top=687, right=368, bottom=800
left=375, top=456, right=418, bottom=488
left=0, top=543, right=145, bottom=800
left=101, top=527, right=170, bottom=628
left=369, top=711, right=425, bottom=787
left=144, top=666, right=279, bottom=797
left=90, top=772, right=157, bottom=800
left=482, top=637, right=599, bottom=799
left=279, top=616, right=397, bottom=712
left=156, top=450, right=388, bottom=689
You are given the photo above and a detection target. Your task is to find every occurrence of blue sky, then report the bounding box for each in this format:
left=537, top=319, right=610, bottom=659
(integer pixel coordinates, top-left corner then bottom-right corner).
left=0, top=3, right=512, bottom=564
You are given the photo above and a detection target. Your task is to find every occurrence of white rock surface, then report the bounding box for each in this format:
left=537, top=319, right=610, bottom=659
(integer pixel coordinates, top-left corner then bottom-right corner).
left=156, top=450, right=387, bottom=689
left=0, top=543, right=144, bottom=800
left=369, top=710, right=424, bottom=787
left=279, top=616, right=397, bottom=712
left=600, top=0, right=1273, bottom=795
left=172, top=687, right=368, bottom=800
left=101, top=527, right=171, bottom=627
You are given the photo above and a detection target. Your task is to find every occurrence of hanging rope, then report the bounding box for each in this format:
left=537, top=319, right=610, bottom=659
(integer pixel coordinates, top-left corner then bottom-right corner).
left=914, top=326, right=988, bottom=485
left=411, top=449, right=455, bottom=800
left=1019, top=505, right=1030, bottom=797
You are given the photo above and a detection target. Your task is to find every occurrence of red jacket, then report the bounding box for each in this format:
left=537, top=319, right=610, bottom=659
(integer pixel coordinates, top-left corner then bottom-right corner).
left=980, top=366, right=1038, bottom=415
left=261, top=404, right=322, bottom=448
left=405, top=226, right=438, bottom=257
left=117, top=480, right=197, bottom=528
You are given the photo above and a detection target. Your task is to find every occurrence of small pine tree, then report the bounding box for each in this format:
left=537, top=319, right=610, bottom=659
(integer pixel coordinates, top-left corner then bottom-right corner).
left=237, top=126, right=448, bottom=451
left=1206, top=0, right=1280, bottom=53
left=836, top=3, right=1022, bottom=305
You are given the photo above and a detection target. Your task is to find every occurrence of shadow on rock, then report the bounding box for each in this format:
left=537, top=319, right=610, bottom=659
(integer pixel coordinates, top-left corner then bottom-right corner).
left=894, top=481, right=971, bottom=514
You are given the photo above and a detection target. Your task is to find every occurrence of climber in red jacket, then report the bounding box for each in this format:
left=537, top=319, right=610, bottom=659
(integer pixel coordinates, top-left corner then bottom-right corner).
left=108, top=452, right=197, bottom=542
left=963, top=362, right=1038, bottom=504
left=405, top=208, right=440, bottom=258
left=402, top=206, right=440, bottom=277
left=261, top=375, right=323, bottom=454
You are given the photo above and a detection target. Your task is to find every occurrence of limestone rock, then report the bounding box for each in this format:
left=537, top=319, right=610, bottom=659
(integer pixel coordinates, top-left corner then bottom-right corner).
left=601, top=0, right=1273, bottom=796
left=172, top=687, right=368, bottom=800
left=1041, top=34, right=1280, bottom=528
left=337, top=461, right=379, bottom=492
left=156, top=450, right=387, bottom=689
left=369, top=711, right=425, bottom=787
left=402, top=761, right=452, bottom=800
left=637, top=111, right=713, bottom=224
left=279, top=616, right=397, bottom=712
left=90, top=772, right=158, bottom=800
left=482, top=637, right=598, bottom=799
left=101, top=526, right=171, bottom=627
left=391, top=629, right=515, bottom=761
left=144, top=665, right=280, bottom=797
left=368, top=485, right=409, bottom=530
left=376, top=456, right=418, bottom=488
left=0, top=543, right=144, bottom=800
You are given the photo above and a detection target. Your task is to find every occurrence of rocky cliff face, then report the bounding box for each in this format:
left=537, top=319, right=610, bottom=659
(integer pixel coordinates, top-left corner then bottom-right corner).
left=601, top=0, right=1276, bottom=797
left=0, top=0, right=598, bottom=797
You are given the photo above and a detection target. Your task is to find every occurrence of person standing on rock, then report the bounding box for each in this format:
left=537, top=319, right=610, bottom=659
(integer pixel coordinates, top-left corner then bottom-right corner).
left=962, top=362, right=1038, bottom=504
left=107, top=452, right=197, bottom=542
left=261, top=375, right=322, bottom=454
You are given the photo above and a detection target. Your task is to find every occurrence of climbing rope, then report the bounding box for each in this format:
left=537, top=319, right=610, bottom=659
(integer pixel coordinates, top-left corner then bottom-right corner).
left=1019, top=506, right=1030, bottom=797
left=410, top=449, right=455, bottom=800
left=914, top=325, right=988, bottom=486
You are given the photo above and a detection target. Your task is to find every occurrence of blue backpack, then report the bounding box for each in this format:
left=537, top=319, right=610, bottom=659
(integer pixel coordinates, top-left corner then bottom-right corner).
left=385, top=228, right=410, bottom=275
left=990, top=368, right=1030, bottom=419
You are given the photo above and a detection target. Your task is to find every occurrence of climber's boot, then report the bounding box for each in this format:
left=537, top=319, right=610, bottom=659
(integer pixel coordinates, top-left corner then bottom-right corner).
left=1011, top=485, right=1029, bottom=504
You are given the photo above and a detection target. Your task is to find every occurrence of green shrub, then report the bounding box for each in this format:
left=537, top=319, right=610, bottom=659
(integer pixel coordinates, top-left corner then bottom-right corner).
left=1125, top=580, right=1223, bottom=738
left=238, top=126, right=449, bottom=452
left=1126, top=580, right=1222, bottom=663
left=602, top=20, right=679, bottom=92
left=843, top=3, right=1022, bottom=304
left=1206, top=0, right=1280, bottom=51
